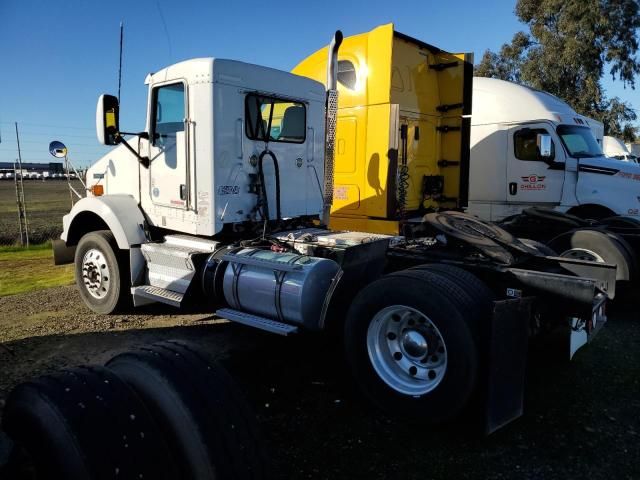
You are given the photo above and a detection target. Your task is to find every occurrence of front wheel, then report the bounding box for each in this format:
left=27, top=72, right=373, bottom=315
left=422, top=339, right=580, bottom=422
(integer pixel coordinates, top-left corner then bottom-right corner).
left=344, top=271, right=480, bottom=423
left=74, top=230, right=130, bottom=314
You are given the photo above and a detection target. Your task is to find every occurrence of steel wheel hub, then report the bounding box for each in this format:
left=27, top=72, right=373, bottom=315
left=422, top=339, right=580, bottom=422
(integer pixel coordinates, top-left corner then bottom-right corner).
left=81, top=248, right=111, bottom=299
left=367, top=305, right=448, bottom=396
left=401, top=330, right=429, bottom=359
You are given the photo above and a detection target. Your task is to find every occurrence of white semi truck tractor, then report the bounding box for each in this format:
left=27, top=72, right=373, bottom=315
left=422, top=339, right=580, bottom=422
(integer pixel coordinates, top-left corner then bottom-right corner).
left=603, top=136, right=638, bottom=163
left=50, top=30, right=613, bottom=433
left=467, top=77, right=640, bottom=282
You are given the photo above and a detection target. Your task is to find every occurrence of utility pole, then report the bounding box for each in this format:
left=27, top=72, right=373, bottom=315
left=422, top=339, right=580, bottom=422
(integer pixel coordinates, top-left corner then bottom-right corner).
left=13, top=161, right=24, bottom=246
left=15, top=122, right=29, bottom=247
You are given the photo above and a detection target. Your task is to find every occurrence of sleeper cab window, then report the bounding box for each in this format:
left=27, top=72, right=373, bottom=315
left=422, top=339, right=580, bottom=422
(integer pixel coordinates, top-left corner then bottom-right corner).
left=337, top=60, right=357, bottom=90
left=245, top=94, right=306, bottom=144
left=152, top=83, right=185, bottom=146
left=514, top=128, right=555, bottom=161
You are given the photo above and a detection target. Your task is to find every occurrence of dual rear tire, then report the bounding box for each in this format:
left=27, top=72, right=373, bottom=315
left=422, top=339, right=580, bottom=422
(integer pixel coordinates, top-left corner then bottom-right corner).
left=344, top=265, right=492, bottom=423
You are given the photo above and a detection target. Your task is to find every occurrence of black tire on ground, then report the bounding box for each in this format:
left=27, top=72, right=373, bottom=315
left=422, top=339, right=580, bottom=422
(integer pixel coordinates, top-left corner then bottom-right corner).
left=74, top=230, right=130, bottom=314
left=548, top=228, right=636, bottom=281
left=344, top=270, right=480, bottom=423
left=517, top=238, right=558, bottom=257
left=106, top=340, right=268, bottom=480
left=1, top=366, right=178, bottom=479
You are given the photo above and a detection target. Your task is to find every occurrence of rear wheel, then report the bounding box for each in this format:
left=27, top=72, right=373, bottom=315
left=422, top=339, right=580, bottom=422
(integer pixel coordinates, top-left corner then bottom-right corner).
left=548, top=228, right=636, bottom=281
left=344, top=271, right=481, bottom=423
left=74, top=230, right=130, bottom=314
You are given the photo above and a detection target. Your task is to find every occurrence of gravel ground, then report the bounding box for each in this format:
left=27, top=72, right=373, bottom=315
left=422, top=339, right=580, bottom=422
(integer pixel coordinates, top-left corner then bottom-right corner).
left=1, top=286, right=639, bottom=479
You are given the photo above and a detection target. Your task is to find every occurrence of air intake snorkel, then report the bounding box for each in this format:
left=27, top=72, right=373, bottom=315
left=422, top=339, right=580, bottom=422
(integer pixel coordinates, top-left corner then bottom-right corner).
left=322, top=30, right=343, bottom=227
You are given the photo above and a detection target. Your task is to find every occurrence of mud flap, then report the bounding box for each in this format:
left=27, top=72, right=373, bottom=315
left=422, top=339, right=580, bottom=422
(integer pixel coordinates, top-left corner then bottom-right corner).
left=52, top=239, right=76, bottom=265
left=483, top=297, right=533, bottom=435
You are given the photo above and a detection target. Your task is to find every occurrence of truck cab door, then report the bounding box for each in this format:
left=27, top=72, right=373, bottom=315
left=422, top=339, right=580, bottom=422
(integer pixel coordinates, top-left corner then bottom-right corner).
left=148, top=81, right=190, bottom=210
left=506, top=124, right=565, bottom=206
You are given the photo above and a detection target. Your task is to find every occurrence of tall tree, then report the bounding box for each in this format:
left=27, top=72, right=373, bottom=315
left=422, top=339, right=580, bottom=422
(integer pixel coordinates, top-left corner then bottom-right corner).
left=475, top=0, right=640, bottom=140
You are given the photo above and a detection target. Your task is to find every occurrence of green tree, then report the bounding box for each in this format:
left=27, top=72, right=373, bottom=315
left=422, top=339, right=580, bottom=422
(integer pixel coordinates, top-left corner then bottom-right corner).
left=475, top=0, right=640, bottom=140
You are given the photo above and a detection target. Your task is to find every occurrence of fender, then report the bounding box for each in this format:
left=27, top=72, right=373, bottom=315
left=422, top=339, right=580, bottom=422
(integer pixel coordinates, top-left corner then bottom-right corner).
left=61, top=195, right=147, bottom=249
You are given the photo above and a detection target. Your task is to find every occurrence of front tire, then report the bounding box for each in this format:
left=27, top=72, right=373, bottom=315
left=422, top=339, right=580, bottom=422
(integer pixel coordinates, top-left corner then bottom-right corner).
left=344, top=271, right=480, bottom=423
left=74, top=230, right=130, bottom=314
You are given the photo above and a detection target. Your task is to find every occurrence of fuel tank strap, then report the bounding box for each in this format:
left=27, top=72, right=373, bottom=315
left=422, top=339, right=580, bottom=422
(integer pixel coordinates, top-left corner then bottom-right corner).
left=221, top=253, right=304, bottom=272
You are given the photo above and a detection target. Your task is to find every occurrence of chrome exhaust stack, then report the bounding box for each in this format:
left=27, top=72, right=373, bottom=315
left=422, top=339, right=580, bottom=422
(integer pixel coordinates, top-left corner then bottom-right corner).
left=322, top=30, right=343, bottom=227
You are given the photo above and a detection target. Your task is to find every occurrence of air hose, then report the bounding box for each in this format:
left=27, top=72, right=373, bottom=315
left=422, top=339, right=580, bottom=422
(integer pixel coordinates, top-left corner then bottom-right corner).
left=397, top=125, right=409, bottom=218
left=258, top=149, right=282, bottom=222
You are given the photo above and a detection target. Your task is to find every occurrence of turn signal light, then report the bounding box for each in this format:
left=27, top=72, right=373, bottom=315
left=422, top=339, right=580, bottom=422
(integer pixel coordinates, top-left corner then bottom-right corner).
left=91, top=184, right=104, bottom=196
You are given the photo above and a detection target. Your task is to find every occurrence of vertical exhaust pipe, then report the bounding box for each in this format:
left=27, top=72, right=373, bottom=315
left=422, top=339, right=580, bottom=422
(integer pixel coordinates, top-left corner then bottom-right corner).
left=322, top=30, right=343, bottom=227
left=326, top=30, right=343, bottom=90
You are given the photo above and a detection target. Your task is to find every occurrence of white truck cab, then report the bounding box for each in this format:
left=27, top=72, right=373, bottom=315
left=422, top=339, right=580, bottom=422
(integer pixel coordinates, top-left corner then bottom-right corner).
left=603, top=136, right=638, bottom=163
left=80, top=58, right=327, bottom=239
left=467, top=77, right=640, bottom=221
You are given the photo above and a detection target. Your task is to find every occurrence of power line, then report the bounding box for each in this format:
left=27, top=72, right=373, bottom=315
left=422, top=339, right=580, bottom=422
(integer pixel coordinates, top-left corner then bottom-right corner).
left=0, top=121, right=94, bottom=131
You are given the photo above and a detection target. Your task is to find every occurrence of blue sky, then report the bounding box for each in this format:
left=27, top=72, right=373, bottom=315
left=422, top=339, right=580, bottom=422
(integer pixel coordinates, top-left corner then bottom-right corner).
left=1, top=0, right=638, bottom=167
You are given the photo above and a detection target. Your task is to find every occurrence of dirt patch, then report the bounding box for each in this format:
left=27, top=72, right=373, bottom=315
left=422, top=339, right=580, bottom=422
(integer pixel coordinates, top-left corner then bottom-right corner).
left=1, top=287, right=639, bottom=479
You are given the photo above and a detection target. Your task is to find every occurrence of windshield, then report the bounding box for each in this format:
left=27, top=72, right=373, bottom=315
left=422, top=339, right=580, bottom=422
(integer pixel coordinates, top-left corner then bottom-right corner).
left=557, top=125, right=603, bottom=158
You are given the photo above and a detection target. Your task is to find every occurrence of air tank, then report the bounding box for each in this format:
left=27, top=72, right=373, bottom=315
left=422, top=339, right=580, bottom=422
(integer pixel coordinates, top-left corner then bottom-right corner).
left=221, top=248, right=340, bottom=329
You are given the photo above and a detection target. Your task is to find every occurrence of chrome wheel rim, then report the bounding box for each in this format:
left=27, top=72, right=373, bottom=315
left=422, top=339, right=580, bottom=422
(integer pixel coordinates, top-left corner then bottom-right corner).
left=81, top=248, right=111, bottom=299
left=560, top=248, right=605, bottom=263
left=366, top=305, right=447, bottom=396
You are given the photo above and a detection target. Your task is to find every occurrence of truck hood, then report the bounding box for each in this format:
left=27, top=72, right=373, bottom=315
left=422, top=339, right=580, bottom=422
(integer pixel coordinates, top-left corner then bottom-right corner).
left=578, top=155, right=640, bottom=172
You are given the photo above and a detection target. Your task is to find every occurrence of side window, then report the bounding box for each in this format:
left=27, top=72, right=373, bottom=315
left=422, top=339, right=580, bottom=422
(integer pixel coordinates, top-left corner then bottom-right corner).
left=337, top=60, right=357, bottom=90
left=514, top=128, right=555, bottom=161
left=245, top=94, right=306, bottom=144
left=152, top=83, right=185, bottom=146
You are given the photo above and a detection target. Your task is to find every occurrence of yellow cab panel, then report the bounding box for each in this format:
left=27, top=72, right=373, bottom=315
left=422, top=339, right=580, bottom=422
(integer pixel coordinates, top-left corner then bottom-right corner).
left=292, top=24, right=473, bottom=235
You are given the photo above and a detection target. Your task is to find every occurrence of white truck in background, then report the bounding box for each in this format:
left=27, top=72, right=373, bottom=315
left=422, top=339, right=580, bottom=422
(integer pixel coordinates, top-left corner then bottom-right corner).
left=626, top=142, right=640, bottom=157
left=603, top=136, right=638, bottom=163
left=467, top=77, right=640, bottom=282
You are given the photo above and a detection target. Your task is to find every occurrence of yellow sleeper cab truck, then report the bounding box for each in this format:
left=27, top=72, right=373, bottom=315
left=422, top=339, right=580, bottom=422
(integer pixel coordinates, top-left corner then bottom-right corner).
left=293, top=23, right=473, bottom=235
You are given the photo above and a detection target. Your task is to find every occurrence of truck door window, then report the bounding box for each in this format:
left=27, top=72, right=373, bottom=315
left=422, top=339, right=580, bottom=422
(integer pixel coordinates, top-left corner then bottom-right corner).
left=152, top=83, right=185, bottom=146
left=245, top=94, right=306, bottom=144
left=514, top=128, right=555, bottom=161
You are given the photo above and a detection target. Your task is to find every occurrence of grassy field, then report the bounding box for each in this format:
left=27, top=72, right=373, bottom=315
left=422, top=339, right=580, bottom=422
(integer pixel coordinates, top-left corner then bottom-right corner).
left=0, top=180, right=83, bottom=245
left=0, top=243, right=74, bottom=296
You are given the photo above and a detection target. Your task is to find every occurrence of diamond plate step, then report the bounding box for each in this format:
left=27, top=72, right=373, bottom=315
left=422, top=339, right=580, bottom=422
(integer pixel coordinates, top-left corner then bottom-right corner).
left=216, top=308, right=298, bottom=336
left=132, top=285, right=184, bottom=308
left=163, top=234, right=219, bottom=252
left=141, top=237, right=217, bottom=294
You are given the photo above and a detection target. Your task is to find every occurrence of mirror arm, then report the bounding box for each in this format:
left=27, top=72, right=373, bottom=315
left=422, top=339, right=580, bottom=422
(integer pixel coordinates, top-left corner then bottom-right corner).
left=120, top=131, right=149, bottom=140
left=114, top=132, right=150, bottom=168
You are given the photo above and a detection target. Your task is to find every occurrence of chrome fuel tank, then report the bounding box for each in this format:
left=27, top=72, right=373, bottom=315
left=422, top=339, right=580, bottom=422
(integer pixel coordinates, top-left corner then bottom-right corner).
left=222, top=248, right=340, bottom=329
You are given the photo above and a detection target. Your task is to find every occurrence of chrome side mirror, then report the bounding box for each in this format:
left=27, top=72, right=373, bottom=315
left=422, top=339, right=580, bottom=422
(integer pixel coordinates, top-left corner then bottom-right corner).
left=537, top=133, right=553, bottom=160
left=49, top=141, right=67, bottom=158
